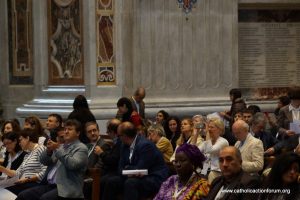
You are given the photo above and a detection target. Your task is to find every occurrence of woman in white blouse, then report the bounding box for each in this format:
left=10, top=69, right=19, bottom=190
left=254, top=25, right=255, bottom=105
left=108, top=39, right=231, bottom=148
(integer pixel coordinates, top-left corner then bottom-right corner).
left=0, top=129, right=47, bottom=195
left=199, top=118, right=229, bottom=184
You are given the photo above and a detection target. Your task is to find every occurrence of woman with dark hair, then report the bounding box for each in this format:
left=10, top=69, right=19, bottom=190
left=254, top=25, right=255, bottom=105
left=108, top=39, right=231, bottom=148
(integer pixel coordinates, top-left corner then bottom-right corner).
left=68, top=95, right=96, bottom=143
left=154, top=143, right=209, bottom=200
left=24, top=116, right=47, bottom=145
left=164, top=116, right=181, bottom=150
left=116, top=97, right=142, bottom=128
left=259, top=153, right=300, bottom=200
left=220, top=88, right=246, bottom=128
left=0, top=132, right=27, bottom=179
left=0, top=129, right=46, bottom=195
left=1, top=120, right=21, bottom=135
left=155, top=110, right=169, bottom=126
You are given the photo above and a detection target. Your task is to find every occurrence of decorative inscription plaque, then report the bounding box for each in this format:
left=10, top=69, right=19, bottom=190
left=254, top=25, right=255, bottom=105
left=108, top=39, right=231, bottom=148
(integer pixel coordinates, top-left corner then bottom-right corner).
left=239, top=9, right=300, bottom=89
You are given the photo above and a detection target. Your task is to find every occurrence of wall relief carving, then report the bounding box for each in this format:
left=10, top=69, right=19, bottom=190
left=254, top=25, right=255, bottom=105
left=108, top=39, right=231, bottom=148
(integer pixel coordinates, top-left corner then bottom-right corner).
left=48, top=0, right=84, bottom=85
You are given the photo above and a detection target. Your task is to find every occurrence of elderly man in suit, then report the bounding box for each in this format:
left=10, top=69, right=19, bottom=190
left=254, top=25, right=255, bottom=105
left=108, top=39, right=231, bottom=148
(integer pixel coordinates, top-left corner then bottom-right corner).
left=101, top=122, right=169, bottom=200
left=233, top=120, right=264, bottom=174
left=206, top=146, right=260, bottom=200
left=130, top=87, right=146, bottom=119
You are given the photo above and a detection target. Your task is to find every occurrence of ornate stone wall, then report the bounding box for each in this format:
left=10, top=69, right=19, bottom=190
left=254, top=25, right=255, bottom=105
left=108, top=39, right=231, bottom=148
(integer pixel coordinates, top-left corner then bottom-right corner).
left=8, top=0, right=33, bottom=84
left=48, top=0, right=84, bottom=85
left=121, top=0, right=238, bottom=101
left=2, top=0, right=298, bottom=121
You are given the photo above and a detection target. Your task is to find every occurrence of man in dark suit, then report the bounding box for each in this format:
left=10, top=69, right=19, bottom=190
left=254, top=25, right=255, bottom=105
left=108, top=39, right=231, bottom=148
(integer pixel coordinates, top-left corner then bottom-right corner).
left=250, top=113, right=281, bottom=153
left=85, top=121, right=111, bottom=169
left=101, top=122, right=169, bottom=200
left=100, top=118, right=122, bottom=176
left=270, top=87, right=300, bottom=154
left=206, top=146, right=260, bottom=200
left=130, top=87, right=146, bottom=119
left=45, top=113, right=63, bottom=142
left=98, top=119, right=122, bottom=200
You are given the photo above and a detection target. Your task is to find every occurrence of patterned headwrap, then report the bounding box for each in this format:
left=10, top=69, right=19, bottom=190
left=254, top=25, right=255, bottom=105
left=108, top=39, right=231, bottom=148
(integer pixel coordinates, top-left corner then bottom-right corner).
left=176, top=143, right=206, bottom=168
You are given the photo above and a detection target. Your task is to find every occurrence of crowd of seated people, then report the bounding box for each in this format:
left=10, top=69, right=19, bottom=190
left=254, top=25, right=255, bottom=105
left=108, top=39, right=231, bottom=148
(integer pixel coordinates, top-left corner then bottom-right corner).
left=0, top=86, right=300, bottom=200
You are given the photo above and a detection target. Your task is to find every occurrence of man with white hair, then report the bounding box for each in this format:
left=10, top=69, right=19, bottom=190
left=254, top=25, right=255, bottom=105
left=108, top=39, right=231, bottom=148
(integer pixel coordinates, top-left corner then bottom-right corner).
left=232, top=120, right=264, bottom=174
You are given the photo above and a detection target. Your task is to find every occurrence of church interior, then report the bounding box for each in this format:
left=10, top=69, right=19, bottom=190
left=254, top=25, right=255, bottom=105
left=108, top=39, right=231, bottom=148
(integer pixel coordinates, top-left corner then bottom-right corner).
left=0, top=0, right=300, bottom=199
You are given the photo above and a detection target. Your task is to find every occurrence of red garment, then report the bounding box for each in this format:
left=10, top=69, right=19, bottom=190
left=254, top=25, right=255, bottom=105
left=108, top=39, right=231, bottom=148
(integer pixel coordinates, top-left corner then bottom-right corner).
left=130, top=111, right=142, bottom=128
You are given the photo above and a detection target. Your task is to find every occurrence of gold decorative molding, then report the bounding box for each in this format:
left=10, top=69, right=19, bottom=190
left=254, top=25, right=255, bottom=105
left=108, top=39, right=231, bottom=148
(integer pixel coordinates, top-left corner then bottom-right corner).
left=96, top=0, right=115, bottom=85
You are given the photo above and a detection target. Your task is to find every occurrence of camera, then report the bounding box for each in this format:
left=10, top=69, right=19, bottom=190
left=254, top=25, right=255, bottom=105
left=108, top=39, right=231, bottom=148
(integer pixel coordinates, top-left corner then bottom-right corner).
left=195, top=123, right=205, bottom=129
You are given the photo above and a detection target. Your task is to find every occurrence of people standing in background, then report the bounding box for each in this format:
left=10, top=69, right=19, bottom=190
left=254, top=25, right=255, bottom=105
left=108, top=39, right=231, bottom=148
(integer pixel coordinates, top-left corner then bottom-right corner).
left=130, top=87, right=146, bottom=119
left=68, top=95, right=96, bottom=144
left=274, top=95, right=290, bottom=116
left=116, top=97, right=142, bottom=129
left=219, top=88, right=246, bottom=129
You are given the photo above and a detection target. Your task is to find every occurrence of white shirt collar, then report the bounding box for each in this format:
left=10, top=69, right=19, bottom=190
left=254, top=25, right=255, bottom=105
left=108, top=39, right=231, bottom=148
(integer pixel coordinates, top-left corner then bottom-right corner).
left=289, top=104, right=300, bottom=112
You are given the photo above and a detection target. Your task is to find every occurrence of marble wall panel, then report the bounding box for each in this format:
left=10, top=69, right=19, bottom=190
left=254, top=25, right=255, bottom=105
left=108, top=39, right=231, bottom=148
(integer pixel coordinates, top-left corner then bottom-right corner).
left=123, top=0, right=237, bottom=98
left=48, top=0, right=84, bottom=85
left=8, top=0, right=33, bottom=84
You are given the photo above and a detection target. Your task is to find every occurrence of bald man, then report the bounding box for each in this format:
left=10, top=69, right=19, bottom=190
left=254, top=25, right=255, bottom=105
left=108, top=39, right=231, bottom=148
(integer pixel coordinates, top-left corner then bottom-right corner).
left=232, top=120, right=264, bottom=174
left=206, top=146, right=260, bottom=200
left=131, top=87, right=146, bottom=119
left=101, top=122, right=168, bottom=200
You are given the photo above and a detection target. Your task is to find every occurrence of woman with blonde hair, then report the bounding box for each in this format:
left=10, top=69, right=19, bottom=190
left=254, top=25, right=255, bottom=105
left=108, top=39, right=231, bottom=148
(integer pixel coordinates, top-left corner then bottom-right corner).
left=199, top=118, right=229, bottom=184
left=170, top=118, right=203, bottom=162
